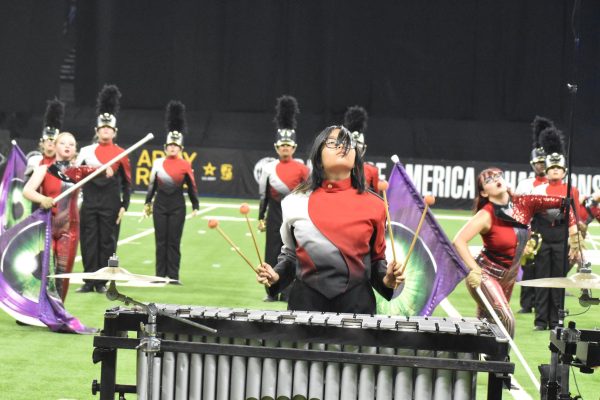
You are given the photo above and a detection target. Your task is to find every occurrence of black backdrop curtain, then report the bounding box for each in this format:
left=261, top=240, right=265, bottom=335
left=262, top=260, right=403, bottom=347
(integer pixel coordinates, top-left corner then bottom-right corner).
left=6, top=0, right=595, bottom=164
left=0, top=1, right=65, bottom=113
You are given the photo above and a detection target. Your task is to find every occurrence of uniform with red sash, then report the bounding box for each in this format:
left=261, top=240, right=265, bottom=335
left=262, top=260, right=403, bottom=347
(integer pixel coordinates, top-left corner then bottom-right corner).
left=531, top=181, right=580, bottom=329
left=470, top=194, right=575, bottom=337
left=267, top=177, right=393, bottom=314
left=40, top=162, right=97, bottom=300
left=76, top=142, right=131, bottom=283
left=145, top=155, right=199, bottom=280
left=258, top=158, right=309, bottom=268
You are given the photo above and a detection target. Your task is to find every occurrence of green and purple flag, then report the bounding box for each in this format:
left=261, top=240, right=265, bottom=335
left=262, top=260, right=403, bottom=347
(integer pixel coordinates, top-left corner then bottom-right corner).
left=0, top=144, right=31, bottom=234
left=0, top=144, right=94, bottom=333
left=376, top=160, right=469, bottom=316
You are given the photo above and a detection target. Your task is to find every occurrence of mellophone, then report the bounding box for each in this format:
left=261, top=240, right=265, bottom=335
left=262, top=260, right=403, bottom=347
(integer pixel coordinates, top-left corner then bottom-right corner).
left=92, top=305, right=514, bottom=400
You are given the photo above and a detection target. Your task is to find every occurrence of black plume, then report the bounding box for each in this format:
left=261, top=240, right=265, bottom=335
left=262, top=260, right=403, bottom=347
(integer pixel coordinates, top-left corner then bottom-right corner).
left=531, top=116, right=554, bottom=147
left=540, top=127, right=565, bottom=155
left=274, top=95, right=299, bottom=130
left=96, top=84, right=121, bottom=116
left=343, top=105, right=368, bottom=133
left=166, top=100, right=186, bottom=133
left=43, top=98, right=65, bottom=129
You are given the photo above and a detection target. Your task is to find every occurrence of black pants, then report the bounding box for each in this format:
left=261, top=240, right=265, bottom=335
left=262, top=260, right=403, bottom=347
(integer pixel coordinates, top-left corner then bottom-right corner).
left=80, top=205, right=120, bottom=286
left=533, top=241, right=567, bottom=329
left=288, top=279, right=377, bottom=314
left=519, top=261, right=535, bottom=310
left=265, top=200, right=283, bottom=267
left=265, top=201, right=291, bottom=299
left=153, top=203, right=186, bottom=280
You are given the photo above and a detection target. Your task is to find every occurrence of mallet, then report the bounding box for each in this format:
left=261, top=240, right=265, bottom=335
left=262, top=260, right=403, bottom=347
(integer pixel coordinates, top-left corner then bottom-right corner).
left=208, top=219, right=258, bottom=274
left=378, top=180, right=397, bottom=264
left=239, top=203, right=263, bottom=265
left=400, top=195, right=436, bottom=276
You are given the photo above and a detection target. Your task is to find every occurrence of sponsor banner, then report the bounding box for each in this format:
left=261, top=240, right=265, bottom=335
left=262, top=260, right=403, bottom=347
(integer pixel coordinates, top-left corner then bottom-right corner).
left=129, top=146, right=600, bottom=209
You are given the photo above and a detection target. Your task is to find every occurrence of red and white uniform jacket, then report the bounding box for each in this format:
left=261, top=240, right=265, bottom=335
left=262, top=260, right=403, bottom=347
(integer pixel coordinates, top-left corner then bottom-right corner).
left=364, top=162, right=380, bottom=192
left=145, top=156, right=199, bottom=211
left=273, top=177, right=393, bottom=300
left=478, top=195, right=576, bottom=269
left=75, top=142, right=132, bottom=210
left=258, top=158, right=309, bottom=220
left=514, top=175, right=547, bottom=195
left=579, top=196, right=600, bottom=225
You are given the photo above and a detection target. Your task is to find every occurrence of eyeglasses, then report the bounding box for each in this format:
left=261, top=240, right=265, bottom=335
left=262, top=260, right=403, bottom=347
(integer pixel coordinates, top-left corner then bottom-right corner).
left=482, top=172, right=503, bottom=185
left=324, top=137, right=357, bottom=149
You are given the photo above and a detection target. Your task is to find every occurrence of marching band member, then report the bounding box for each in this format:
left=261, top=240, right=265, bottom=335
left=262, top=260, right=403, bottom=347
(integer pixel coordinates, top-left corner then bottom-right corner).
left=25, top=99, right=64, bottom=178
left=530, top=126, right=583, bottom=330
left=453, top=167, right=578, bottom=337
left=75, top=85, right=131, bottom=293
left=343, top=105, right=379, bottom=192
left=514, top=115, right=552, bottom=314
left=257, top=95, right=309, bottom=301
left=144, top=101, right=199, bottom=284
left=578, top=191, right=600, bottom=228
left=256, top=126, right=404, bottom=314
left=23, top=132, right=112, bottom=301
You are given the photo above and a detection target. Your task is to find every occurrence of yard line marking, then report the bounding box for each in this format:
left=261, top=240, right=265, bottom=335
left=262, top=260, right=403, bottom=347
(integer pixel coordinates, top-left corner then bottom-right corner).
left=440, top=298, right=532, bottom=400
left=74, top=205, right=218, bottom=263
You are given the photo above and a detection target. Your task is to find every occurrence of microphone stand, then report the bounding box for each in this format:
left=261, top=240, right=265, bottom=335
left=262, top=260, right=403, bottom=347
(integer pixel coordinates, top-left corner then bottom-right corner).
left=548, top=1, right=582, bottom=399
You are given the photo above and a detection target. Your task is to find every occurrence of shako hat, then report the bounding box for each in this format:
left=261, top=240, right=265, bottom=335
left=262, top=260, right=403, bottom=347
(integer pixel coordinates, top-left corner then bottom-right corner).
left=530, top=115, right=554, bottom=166
left=41, top=98, right=65, bottom=141
left=95, top=84, right=121, bottom=130
left=165, top=100, right=186, bottom=148
left=343, top=105, right=368, bottom=155
left=540, top=125, right=566, bottom=171
left=273, top=95, right=299, bottom=147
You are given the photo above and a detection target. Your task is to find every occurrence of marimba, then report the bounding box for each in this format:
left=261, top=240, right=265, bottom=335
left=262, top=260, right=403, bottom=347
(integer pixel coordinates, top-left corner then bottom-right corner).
left=92, top=305, right=514, bottom=400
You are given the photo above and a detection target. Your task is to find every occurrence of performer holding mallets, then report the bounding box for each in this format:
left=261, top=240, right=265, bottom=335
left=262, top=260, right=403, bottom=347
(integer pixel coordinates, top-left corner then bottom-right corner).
left=256, top=126, right=404, bottom=314
left=453, top=167, right=579, bottom=337
left=257, top=95, right=309, bottom=302
left=144, top=101, right=199, bottom=284
left=75, top=85, right=131, bottom=293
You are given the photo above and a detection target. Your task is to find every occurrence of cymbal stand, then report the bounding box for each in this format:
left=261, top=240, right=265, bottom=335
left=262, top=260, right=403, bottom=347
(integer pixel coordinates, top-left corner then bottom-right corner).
left=546, top=321, right=581, bottom=400
left=105, top=281, right=216, bottom=400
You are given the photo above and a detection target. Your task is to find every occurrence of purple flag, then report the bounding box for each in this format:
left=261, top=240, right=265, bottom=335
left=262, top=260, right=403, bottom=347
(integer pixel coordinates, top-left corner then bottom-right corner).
left=0, top=209, right=95, bottom=333
left=0, top=145, right=95, bottom=333
left=376, top=161, right=469, bottom=316
left=0, top=144, right=31, bottom=235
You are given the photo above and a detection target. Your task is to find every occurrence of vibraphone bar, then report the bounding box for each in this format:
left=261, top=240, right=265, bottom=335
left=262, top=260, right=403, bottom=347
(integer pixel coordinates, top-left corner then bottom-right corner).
left=92, top=305, right=514, bottom=400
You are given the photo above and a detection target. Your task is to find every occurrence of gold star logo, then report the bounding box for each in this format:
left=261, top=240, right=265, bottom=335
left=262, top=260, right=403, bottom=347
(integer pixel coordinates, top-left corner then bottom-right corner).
left=203, top=162, right=216, bottom=176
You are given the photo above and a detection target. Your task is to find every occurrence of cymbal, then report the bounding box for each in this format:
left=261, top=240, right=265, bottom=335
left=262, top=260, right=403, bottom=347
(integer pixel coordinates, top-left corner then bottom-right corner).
left=49, top=266, right=173, bottom=285
left=518, top=271, right=600, bottom=289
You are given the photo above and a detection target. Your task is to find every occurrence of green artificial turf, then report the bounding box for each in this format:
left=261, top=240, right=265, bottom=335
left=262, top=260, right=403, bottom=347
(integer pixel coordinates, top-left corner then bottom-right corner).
left=0, top=195, right=598, bottom=399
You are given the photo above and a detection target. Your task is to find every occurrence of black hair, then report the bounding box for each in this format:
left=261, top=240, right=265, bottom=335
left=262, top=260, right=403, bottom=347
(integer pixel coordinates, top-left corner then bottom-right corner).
left=295, top=125, right=365, bottom=194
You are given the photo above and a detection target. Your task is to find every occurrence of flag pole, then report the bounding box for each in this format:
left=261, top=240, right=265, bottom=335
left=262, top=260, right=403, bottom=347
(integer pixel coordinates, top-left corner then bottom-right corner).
left=53, top=133, right=153, bottom=204
left=475, top=286, right=540, bottom=390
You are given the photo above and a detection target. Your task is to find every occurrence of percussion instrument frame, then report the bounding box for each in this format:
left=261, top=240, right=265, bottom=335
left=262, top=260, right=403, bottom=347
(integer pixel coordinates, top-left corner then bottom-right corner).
left=92, top=306, right=515, bottom=400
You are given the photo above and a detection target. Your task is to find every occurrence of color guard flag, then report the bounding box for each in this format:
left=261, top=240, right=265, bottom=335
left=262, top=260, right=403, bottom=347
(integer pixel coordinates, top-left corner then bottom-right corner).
left=0, top=143, right=31, bottom=234
left=376, top=159, right=469, bottom=316
left=0, top=144, right=94, bottom=333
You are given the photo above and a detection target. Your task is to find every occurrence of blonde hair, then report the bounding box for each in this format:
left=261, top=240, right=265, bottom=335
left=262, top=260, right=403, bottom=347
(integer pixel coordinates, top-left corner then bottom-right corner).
left=54, top=131, right=76, bottom=146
